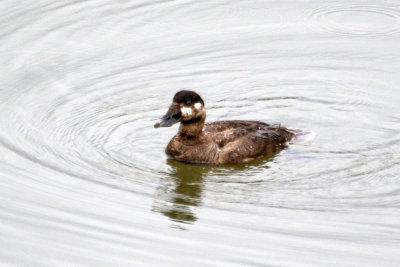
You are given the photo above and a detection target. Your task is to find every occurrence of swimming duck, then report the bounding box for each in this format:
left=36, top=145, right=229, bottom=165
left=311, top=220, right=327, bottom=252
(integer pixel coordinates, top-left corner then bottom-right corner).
left=154, top=90, right=298, bottom=164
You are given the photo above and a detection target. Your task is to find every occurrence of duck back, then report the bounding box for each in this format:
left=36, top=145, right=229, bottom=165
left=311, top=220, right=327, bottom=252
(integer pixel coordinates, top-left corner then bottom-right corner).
left=167, top=120, right=296, bottom=164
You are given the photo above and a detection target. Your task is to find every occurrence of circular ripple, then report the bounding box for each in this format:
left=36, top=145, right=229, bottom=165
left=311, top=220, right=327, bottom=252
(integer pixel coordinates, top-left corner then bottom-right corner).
left=1, top=1, right=400, bottom=265
left=306, top=4, right=400, bottom=36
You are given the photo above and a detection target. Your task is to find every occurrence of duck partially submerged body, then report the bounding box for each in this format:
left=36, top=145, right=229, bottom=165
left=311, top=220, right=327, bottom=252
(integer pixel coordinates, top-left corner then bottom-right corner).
left=154, top=90, right=298, bottom=164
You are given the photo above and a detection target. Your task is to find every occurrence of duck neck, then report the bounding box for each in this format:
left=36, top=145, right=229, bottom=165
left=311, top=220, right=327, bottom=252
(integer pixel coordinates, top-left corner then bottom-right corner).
left=179, top=117, right=205, bottom=137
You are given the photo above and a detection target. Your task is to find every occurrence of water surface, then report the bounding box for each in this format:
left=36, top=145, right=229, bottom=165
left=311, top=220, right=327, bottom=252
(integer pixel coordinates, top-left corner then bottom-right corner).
left=0, top=0, right=400, bottom=266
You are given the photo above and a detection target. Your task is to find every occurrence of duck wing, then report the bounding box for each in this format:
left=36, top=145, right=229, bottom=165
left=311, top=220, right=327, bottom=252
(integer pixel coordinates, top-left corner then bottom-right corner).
left=204, top=120, right=294, bottom=163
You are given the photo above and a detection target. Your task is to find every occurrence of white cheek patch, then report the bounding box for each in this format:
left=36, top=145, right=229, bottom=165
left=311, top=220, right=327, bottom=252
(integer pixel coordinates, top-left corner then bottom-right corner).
left=181, top=107, right=193, bottom=116
left=194, top=102, right=202, bottom=110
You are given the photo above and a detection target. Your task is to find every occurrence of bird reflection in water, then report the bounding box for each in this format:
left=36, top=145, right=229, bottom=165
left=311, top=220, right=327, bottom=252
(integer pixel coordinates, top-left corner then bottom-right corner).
left=152, top=155, right=277, bottom=227
left=152, top=159, right=206, bottom=225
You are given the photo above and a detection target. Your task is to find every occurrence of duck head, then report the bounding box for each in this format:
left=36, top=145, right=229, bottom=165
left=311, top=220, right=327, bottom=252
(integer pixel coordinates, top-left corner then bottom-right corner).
left=154, top=90, right=206, bottom=128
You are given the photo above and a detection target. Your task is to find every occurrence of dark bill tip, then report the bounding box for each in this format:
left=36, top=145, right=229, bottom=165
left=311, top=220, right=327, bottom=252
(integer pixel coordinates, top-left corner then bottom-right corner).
left=154, top=106, right=181, bottom=128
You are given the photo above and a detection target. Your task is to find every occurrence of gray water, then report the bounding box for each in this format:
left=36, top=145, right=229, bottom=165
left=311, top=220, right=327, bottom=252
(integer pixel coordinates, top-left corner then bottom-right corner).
left=1, top=0, right=400, bottom=266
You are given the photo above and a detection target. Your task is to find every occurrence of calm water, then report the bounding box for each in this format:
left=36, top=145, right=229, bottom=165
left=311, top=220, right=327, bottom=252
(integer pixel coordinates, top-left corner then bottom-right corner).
left=1, top=0, right=400, bottom=266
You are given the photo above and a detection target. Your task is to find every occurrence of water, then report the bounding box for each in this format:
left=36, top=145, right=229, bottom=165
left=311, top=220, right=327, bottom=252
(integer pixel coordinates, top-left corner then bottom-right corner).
left=1, top=0, right=399, bottom=266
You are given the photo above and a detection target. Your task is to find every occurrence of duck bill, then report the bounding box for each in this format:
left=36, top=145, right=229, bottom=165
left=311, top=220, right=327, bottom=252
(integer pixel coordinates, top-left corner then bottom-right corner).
left=154, top=104, right=181, bottom=128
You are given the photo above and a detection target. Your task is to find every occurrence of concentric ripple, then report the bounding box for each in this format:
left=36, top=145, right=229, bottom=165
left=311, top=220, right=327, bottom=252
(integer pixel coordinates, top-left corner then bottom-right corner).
left=0, top=0, right=400, bottom=266
left=305, top=3, right=400, bottom=36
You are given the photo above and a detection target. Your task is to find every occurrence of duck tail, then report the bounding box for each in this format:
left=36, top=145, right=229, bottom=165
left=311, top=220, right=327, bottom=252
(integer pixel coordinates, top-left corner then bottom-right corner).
left=287, top=128, right=316, bottom=143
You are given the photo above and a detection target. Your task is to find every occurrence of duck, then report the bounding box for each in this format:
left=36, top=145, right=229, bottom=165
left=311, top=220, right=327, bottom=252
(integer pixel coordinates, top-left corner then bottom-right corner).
left=154, top=90, right=298, bottom=164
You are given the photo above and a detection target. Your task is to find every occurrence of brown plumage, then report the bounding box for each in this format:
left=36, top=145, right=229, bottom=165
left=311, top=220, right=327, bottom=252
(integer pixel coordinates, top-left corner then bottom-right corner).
left=154, top=90, right=297, bottom=164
